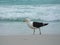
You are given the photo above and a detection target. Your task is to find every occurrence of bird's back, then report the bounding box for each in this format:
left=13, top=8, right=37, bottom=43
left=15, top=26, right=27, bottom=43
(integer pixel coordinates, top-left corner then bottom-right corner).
left=33, top=22, right=43, bottom=28
left=33, top=22, right=48, bottom=28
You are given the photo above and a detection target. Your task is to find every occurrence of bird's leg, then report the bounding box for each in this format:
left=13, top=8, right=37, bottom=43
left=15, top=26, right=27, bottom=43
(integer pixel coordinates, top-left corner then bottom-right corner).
left=39, top=28, right=41, bottom=35
left=33, top=29, right=35, bottom=35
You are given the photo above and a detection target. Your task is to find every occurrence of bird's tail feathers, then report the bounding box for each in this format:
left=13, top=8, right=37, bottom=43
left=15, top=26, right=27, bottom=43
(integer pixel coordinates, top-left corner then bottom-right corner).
left=43, top=23, right=48, bottom=26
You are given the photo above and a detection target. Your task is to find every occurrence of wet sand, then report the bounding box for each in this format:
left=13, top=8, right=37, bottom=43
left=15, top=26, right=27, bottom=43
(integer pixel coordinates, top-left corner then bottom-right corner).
left=0, top=35, right=60, bottom=45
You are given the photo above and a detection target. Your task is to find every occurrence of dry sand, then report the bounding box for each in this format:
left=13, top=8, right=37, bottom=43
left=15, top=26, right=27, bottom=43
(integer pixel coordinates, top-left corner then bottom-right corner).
left=0, top=35, right=60, bottom=45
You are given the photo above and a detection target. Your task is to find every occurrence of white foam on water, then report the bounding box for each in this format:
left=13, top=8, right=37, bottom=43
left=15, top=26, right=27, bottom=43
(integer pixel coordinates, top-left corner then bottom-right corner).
left=0, top=4, right=60, bottom=21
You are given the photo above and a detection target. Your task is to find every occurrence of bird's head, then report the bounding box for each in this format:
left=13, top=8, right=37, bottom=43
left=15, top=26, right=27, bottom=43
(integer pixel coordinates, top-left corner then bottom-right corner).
left=24, top=18, right=31, bottom=22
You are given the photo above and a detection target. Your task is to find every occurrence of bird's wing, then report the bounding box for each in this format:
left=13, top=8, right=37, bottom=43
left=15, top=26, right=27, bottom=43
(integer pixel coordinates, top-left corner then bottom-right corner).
left=33, top=22, right=43, bottom=28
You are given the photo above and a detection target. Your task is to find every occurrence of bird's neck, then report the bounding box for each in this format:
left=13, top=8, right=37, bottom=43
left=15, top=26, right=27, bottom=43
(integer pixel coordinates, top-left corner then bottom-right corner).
left=26, top=21, right=33, bottom=24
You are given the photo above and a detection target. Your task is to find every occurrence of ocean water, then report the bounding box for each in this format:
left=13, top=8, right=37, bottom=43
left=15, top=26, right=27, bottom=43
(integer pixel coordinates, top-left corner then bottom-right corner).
left=0, top=22, right=60, bottom=35
left=0, top=4, right=60, bottom=35
left=0, top=4, right=60, bottom=22
left=0, top=0, right=60, bottom=5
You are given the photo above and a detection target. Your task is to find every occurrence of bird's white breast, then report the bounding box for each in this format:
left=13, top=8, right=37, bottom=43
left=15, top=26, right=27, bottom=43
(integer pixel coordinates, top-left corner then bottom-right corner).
left=27, top=21, right=35, bottom=29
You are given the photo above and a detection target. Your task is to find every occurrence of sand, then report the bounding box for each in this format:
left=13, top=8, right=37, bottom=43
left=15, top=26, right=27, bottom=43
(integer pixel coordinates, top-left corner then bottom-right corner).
left=0, top=35, right=60, bottom=45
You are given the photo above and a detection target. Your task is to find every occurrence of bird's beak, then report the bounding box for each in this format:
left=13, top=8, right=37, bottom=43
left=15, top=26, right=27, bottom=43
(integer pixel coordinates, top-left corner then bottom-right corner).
left=23, top=20, right=25, bottom=22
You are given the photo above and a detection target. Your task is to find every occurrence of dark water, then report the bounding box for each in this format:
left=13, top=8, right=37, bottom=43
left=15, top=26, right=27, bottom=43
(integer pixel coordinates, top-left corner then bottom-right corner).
left=0, top=0, right=60, bottom=5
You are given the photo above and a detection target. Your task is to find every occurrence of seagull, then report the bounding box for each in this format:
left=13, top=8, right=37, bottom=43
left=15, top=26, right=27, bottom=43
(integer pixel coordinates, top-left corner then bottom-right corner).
left=24, top=18, right=48, bottom=35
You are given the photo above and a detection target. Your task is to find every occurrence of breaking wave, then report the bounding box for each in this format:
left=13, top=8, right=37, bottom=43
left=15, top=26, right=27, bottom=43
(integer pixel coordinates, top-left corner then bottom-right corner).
left=0, top=4, right=60, bottom=22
